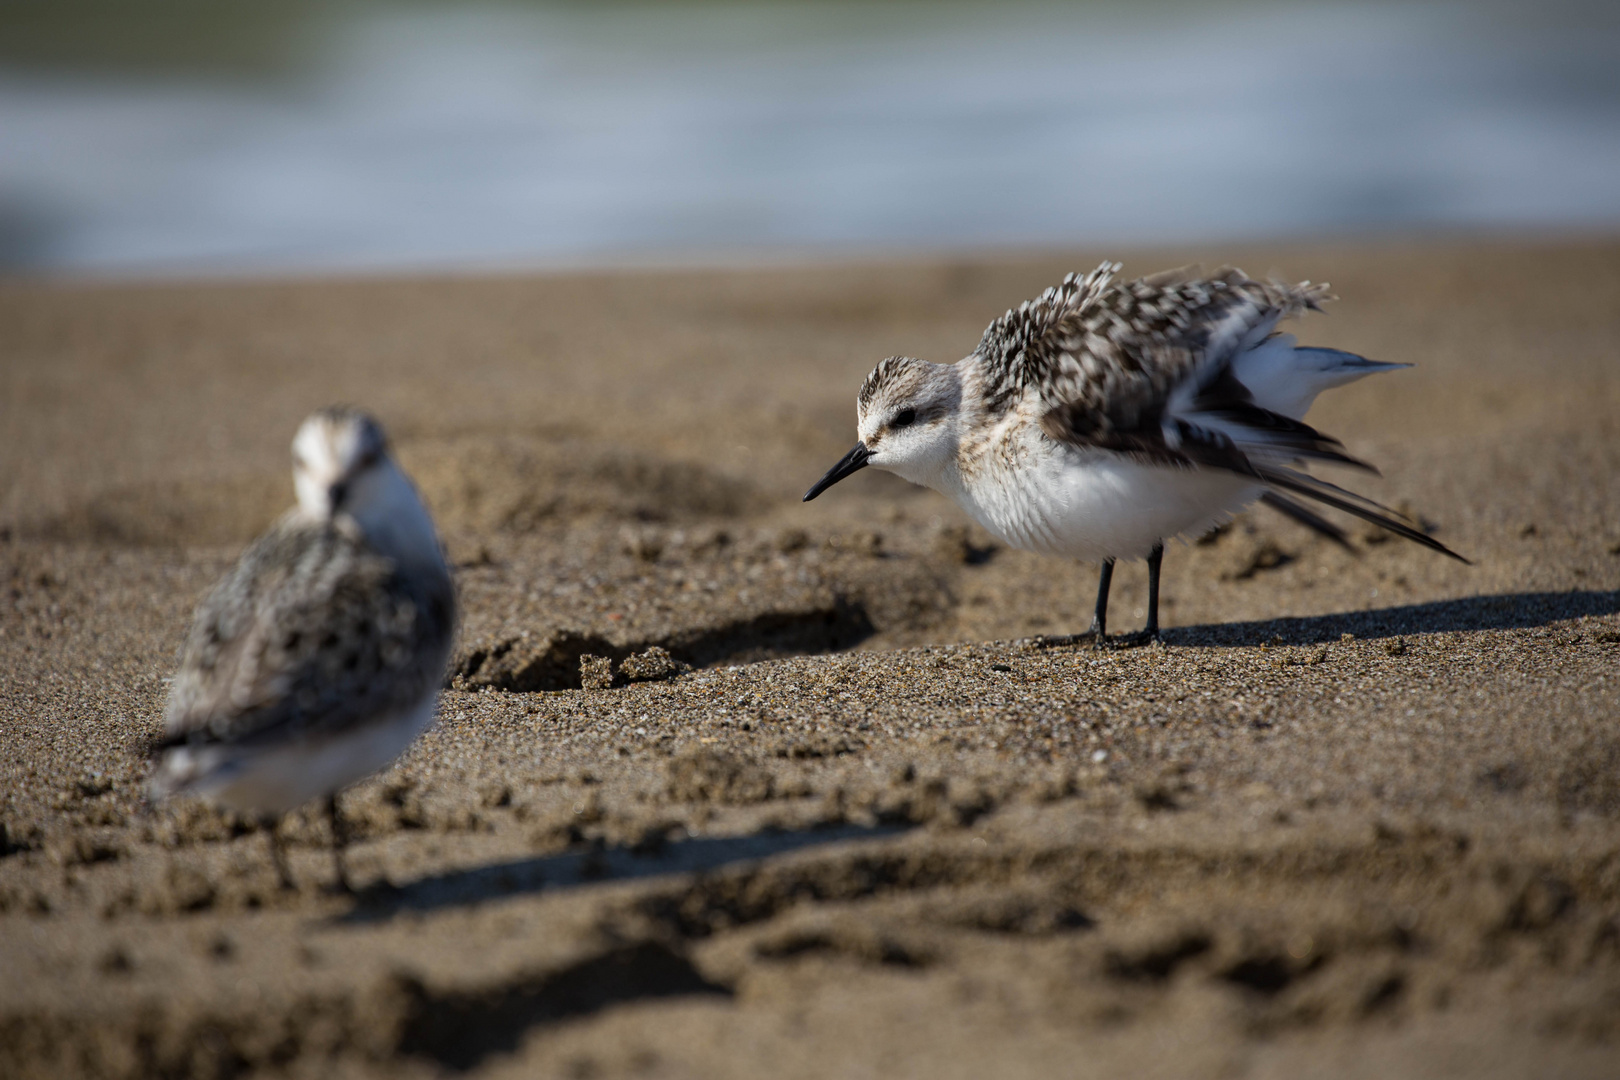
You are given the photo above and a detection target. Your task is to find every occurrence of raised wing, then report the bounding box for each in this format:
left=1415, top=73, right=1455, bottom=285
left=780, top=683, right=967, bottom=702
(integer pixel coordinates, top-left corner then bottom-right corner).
left=975, top=262, right=1329, bottom=439
left=160, top=517, right=455, bottom=750
left=976, top=263, right=1467, bottom=562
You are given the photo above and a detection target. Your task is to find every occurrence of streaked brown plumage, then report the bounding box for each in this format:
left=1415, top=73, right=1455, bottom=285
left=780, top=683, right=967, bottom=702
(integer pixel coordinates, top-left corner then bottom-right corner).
left=814, top=262, right=1466, bottom=645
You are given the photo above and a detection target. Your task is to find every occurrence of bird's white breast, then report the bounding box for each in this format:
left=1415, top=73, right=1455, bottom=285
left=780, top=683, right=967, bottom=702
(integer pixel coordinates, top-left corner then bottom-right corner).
left=946, top=433, right=1259, bottom=563
left=169, top=692, right=441, bottom=816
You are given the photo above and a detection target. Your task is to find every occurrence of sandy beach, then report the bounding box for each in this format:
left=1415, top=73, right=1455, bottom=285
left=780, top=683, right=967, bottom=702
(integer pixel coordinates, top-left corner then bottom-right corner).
left=2, top=239, right=1618, bottom=1078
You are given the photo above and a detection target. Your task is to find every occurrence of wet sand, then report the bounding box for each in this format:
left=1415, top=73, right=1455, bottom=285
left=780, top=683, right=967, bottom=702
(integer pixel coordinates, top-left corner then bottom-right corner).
left=2, top=240, right=1619, bottom=1078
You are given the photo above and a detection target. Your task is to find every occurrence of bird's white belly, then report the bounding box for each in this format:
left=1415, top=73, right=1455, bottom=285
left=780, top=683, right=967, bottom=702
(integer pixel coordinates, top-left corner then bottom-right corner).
left=177, top=694, right=439, bottom=816
left=959, top=451, right=1260, bottom=562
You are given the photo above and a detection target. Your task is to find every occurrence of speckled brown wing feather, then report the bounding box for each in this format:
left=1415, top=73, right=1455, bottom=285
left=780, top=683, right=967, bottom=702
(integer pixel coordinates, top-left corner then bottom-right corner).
left=160, top=516, right=455, bottom=750
left=974, top=262, right=1331, bottom=460
left=973, top=264, right=1466, bottom=562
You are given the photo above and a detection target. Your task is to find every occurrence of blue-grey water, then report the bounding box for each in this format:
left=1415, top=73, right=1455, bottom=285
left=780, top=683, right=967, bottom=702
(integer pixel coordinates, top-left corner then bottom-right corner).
left=2, top=1, right=1618, bottom=276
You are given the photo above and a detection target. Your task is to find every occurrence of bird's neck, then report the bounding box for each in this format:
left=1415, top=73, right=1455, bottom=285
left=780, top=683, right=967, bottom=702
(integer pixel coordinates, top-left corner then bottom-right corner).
left=342, top=466, right=447, bottom=579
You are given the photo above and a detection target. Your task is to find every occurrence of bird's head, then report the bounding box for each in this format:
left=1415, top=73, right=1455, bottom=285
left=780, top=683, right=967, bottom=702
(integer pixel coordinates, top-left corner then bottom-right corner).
left=804, top=356, right=962, bottom=501
left=291, top=407, right=394, bottom=522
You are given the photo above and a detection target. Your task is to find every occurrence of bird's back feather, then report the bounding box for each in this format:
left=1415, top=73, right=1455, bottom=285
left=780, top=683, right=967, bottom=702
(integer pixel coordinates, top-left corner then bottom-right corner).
left=963, top=263, right=1466, bottom=562
left=160, top=514, right=455, bottom=752
left=974, top=261, right=1329, bottom=446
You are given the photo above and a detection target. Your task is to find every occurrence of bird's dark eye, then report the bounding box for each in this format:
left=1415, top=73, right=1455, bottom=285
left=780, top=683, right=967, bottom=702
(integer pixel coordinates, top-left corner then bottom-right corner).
left=891, top=407, right=917, bottom=429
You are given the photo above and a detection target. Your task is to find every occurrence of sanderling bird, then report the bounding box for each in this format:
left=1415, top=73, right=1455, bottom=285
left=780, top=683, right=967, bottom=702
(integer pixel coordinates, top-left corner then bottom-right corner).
left=150, top=408, right=455, bottom=891
left=804, top=262, right=1465, bottom=645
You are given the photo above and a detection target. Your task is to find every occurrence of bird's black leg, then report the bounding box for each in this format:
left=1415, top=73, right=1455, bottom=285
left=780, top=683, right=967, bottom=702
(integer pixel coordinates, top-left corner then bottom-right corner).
left=264, top=815, right=294, bottom=891
left=1121, top=542, right=1165, bottom=647
left=1088, top=558, right=1115, bottom=648
left=326, top=792, right=352, bottom=895
left=1144, top=541, right=1163, bottom=641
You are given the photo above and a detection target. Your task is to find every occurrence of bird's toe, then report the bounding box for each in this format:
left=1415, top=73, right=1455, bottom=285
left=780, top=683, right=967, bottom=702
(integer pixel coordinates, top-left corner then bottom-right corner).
left=1116, top=629, right=1164, bottom=649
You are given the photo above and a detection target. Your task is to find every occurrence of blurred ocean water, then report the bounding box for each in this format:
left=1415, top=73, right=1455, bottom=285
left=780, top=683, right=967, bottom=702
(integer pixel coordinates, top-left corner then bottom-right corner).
left=1, top=0, right=1617, bottom=275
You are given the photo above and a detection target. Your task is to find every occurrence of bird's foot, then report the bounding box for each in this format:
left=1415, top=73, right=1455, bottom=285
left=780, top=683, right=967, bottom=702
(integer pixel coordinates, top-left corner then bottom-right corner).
left=263, top=821, right=296, bottom=891
left=1019, top=632, right=1093, bottom=650
left=1113, top=627, right=1163, bottom=649
left=325, top=854, right=354, bottom=897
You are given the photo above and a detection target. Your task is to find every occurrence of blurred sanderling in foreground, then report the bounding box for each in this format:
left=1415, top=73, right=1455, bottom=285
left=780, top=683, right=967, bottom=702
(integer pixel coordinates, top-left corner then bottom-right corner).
left=805, top=262, right=1466, bottom=644
left=150, top=408, right=455, bottom=891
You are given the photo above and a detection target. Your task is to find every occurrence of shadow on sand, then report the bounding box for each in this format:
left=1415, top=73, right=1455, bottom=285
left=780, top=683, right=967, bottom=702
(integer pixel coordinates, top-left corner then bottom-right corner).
left=341, top=822, right=903, bottom=924
left=328, top=824, right=906, bottom=1069
left=1168, top=589, right=1620, bottom=647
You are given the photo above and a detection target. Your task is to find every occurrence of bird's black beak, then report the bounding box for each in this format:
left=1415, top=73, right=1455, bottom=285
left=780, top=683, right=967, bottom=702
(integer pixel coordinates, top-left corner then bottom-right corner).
left=328, top=481, right=349, bottom=510
left=803, top=444, right=871, bottom=502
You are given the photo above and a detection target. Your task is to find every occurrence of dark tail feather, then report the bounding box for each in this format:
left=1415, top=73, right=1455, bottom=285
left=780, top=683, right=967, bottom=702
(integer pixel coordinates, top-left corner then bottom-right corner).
left=1187, top=367, right=1378, bottom=474
left=1257, top=466, right=1470, bottom=564
left=1206, top=404, right=1380, bottom=474
left=1259, top=491, right=1355, bottom=552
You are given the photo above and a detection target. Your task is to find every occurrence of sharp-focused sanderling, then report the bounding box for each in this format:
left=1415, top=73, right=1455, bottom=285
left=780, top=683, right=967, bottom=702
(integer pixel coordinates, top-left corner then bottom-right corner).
left=804, top=262, right=1465, bottom=644
left=150, top=408, right=455, bottom=890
